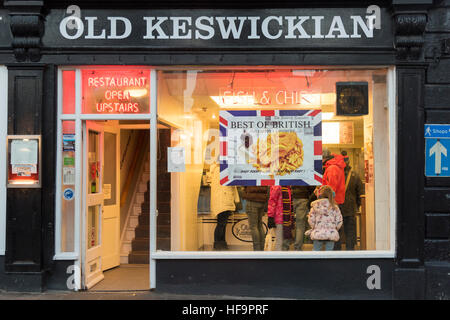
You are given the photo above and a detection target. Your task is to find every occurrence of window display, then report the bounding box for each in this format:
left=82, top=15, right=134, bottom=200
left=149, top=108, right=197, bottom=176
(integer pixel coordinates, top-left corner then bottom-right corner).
left=157, top=68, right=392, bottom=252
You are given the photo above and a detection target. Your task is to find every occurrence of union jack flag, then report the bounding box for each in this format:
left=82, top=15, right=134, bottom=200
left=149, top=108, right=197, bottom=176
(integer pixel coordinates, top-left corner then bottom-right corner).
left=219, top=109, right=322, bottom=186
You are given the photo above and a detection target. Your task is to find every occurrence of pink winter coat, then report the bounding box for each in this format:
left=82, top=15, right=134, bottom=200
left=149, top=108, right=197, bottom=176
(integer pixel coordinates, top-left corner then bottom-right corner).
left=307, top=199, right=343, bottom=241
left=267, top=186, right=291, bottom=225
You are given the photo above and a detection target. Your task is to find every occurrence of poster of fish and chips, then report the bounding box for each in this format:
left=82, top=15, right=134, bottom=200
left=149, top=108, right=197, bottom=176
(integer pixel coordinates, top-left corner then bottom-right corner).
left=219, top=110, right=323, bottom=186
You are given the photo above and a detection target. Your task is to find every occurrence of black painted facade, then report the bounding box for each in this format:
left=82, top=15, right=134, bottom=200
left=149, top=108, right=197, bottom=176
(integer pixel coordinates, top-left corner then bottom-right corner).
left=0, top=0, right=448, bottom=299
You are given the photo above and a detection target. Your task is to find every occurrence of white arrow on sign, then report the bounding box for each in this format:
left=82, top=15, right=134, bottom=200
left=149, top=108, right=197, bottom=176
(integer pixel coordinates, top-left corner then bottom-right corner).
left=430, top=140, right=447, bottom=175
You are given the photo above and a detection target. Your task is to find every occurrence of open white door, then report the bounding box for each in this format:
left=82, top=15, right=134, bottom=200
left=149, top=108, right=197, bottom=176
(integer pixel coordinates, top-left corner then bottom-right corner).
left=101, top=122, right=120, bottom=271
left=82, top=121, right=105, bottom=289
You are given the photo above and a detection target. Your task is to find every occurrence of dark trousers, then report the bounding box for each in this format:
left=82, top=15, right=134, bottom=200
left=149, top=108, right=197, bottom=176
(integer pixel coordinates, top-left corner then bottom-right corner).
left=334, top=215, right=357, bottom=250
left=214, top=211, right=232, bottom=246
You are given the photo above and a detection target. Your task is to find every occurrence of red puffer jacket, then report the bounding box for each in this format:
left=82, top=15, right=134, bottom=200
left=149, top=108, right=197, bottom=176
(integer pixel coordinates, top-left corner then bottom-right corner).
left=323, top=154, right=346, bottom=204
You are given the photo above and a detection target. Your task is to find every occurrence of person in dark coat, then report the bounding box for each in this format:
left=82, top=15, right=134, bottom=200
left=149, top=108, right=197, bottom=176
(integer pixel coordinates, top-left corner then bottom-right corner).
left=241, top=186, right=269, bottom=251
left=334, top=151, right=364, bottom=250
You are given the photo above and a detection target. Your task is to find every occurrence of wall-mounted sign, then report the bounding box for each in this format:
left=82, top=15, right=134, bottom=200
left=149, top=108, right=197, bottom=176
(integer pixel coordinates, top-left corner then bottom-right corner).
left=425, top=124, right=450, bottom=177
left=219, top=110, right=322, bottom=186
left=7, top=135, right=41, bottom=188
left=63, top=188, right=74, bottom=201
left=63, top=134, right=75, bottom=151
left=42, top=8, right=393, bottom=49
left=63, top=167, right=75, bottom=185
left=82, top=69, right=150, bottom=114
left=211, top=88, right=335, bottom=107
left=168, top=147, right=186, bottom=172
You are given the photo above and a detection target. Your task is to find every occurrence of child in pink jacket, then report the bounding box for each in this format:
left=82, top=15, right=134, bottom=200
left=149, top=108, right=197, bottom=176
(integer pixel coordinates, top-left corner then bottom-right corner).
left=267, top=186, right=294, bottom=251
left=306, top=185, right=343, bottom=251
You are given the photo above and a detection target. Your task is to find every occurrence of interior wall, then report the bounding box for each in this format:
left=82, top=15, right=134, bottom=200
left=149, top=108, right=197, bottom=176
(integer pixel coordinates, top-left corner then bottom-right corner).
left=373, top=76, right=390, bottom=250
left=159, top=76, right=206, bottom=251
left=120, top=130, right=140, bottom=192
left=364, top=80, right=375, bottom=250
left=119, top=129, right=142, bottom=233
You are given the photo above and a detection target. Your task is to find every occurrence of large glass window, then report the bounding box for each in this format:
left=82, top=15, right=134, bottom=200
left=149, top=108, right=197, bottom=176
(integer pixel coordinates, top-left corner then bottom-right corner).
left=157, top=68, right=392, bottom=252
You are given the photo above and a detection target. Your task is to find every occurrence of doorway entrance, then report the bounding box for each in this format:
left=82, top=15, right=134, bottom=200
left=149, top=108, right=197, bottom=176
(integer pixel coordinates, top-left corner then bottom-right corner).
left=82, top=120, right=150, bottom=291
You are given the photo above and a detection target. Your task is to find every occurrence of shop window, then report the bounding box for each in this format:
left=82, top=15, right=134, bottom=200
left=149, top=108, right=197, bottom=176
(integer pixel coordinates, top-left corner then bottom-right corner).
left=157, top=68, right=393, bottom=253
left=81, top=69, right=150, bottom=114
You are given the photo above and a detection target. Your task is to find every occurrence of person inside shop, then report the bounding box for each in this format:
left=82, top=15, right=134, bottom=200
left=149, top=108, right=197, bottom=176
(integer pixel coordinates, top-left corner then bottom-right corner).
left=267, top=185, right=295, bottom=251
left=334, top=151, right=364, bottom=251
left=210, top=157, right=240, bottom=250
left=307, top=149, right=346, bottom=210
left=322, top=149, right=346, bottom=207
left=306, top=185, right=343, bottom=251
left=241, top=186, right=269, bottom=251
left=291, top=185, right=315, bottom=251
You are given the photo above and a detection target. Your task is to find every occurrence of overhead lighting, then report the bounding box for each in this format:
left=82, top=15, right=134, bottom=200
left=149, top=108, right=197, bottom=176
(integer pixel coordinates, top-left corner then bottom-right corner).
left=322, top=122, right=340, bottom=144
left=322, top=112, right=334, bottom=120
left=125, top=88, right=148, bottom=98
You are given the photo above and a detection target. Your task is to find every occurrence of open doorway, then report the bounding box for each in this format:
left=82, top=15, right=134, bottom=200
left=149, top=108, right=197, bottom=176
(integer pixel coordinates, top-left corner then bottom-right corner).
left=82, top=120, right=151, bottom=291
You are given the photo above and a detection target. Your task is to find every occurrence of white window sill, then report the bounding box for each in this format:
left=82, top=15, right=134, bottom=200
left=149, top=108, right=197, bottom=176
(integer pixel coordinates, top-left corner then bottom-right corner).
left=53, top=253, right=79, bottom=260
left=150, top=250, right=396, bottom=259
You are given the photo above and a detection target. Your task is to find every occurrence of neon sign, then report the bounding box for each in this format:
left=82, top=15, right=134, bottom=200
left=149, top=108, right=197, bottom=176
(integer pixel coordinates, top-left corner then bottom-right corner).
left=211, top=88, right=335, bottom=107
left=82, top=69, right=150, bottom=114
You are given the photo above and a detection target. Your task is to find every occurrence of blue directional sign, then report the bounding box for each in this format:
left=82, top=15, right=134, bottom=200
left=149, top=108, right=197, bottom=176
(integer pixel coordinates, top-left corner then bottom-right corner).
left=425, top=124, right=450, bottom=177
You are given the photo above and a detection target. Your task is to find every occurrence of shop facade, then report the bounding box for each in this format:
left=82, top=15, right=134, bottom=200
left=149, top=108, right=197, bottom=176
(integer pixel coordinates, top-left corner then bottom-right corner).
left=0, top=0, right=449, bottom=299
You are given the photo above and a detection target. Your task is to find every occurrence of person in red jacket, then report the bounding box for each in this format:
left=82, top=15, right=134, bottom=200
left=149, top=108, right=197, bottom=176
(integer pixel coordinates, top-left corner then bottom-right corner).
left=322, top=150, right=346, bottom=205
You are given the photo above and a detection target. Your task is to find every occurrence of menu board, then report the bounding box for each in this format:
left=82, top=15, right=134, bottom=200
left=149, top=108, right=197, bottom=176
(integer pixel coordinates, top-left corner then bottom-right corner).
left=7, top=136, right=41, bottom=187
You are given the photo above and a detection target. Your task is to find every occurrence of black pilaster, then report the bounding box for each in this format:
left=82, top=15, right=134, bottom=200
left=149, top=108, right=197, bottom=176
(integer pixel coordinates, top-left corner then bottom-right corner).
left=5, top=65, right=44, bottom=276
left=392, top=1, right=430, bottom=300
left=3, top=1, right=51, bottom=292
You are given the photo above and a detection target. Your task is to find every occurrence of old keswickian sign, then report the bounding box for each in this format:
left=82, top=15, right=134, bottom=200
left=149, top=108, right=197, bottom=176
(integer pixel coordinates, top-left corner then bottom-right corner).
left=42, top=8, right=393, bottom=49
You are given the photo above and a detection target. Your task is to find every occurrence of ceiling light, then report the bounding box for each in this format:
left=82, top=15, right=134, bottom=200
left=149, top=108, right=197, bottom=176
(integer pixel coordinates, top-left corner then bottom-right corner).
left=125, top=88, right=148, bottom=98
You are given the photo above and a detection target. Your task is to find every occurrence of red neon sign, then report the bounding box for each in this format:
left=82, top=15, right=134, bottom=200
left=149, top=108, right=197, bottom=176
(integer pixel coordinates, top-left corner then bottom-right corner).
left=82, top=69, right=150, bottom=114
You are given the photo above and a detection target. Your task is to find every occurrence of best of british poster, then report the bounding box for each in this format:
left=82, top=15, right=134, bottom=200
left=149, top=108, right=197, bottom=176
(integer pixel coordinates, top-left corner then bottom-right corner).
left=219, top=110, right=323, bottom=186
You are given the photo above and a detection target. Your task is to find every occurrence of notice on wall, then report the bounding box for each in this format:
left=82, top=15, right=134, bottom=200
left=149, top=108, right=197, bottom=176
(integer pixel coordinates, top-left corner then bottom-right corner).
left=63, top=134, right=75, bottom=151
left=12, top=164, right=36, bottom=176
left=340, top=121, right=354, bottom=144
left=168, top=147, right=186, bottom=172
left=63, top=167, right=76, bottom=185
left=103, top=184, right=112, bottom=200
left=11, top=139, right=38, bottom=165
left=219, top=110, right=323, bottom=186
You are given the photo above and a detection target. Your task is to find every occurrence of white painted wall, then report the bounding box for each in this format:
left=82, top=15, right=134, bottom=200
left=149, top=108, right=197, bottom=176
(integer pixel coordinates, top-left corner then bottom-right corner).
left=0, top=66, right=7, bottom=255
left=373, top=76, right=390, bottom=250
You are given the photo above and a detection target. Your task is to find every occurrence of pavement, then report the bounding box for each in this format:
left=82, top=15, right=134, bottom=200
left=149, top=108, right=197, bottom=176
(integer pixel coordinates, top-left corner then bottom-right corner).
left=0, top=289, right=286, bottom=300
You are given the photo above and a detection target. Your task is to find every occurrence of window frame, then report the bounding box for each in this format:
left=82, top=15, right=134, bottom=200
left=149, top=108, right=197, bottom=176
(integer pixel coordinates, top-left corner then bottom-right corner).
left=150, top=65, right=397, bottom=262
left=0, top=66, right=7, bottom=256
left=53, top=65, right=397, bottom=292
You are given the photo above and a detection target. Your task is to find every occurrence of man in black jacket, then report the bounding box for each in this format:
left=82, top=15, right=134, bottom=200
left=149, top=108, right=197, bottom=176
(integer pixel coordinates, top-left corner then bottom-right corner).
left=334, top=151, right=364, bottom=250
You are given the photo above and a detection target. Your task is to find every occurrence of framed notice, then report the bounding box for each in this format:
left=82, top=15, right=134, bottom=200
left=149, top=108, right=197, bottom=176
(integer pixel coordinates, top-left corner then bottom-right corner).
left=7, top=135, right=41, bottom=188
left=219, top=110, right=323, bottom=186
